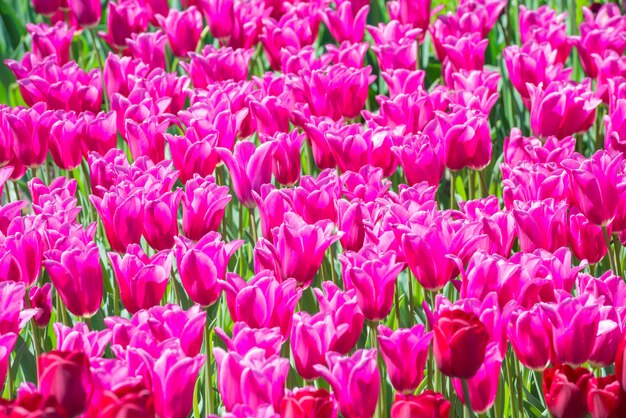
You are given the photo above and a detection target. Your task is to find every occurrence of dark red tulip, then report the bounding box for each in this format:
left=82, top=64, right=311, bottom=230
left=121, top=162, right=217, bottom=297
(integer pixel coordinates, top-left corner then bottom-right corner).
left=587, top=375, right=626, bottom=418
left=616, top=332, right=626, bottom=392
left=95, top=382, right=155, bottom=418
left=543, top=364, right=593, bottom=418
left=391, top=392, right=451, bottom=418
left=280, top=387, right=338, bottom=418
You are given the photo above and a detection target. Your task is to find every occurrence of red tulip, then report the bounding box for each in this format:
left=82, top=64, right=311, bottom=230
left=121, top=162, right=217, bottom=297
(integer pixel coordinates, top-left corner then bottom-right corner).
left=391, top=392, right=451, bottom=418
left=587, top=375, right=626, bottom=418
left=280, top=388, right=338, bottom=418
left=543, top=364, right=593, bottom=418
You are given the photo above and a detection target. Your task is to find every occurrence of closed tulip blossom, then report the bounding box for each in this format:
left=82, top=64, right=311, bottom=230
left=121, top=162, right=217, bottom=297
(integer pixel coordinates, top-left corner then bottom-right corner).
left=322, top=2, right=369, bottom=44
left=53, top=322, right=111, bottom=358
left=508, top=305, right=551, bottom=370
left=217, top=140, right=277, bottom=208
left=259, top=130, right=304, bottom=186
left=518, top=5, right=572, bottom=64
left=391, top=392, right=451, bottom=418
left=528, top=80, right=600, bottom=138
left=378, top=324, right=432, bottom=393
left=314, top=350, right=379, bottom=418
left=280, top=387, right=338, bottom=418
left=29, top=284, right=52, bottom=328
left=182, top=175, right=232, bottom=241
left=253, top=185, right=294, bottom=241
left=43, top=241, right=103, bottom=318
left=568, top=207, right=607, bottom=264
left=214, top=347, right=290, bottom=411
left=27, top=22, right=75, bottom=65
left=90, top=187, right=144, bottom=253
left=392, top=129, right=445, bottom=187
left=222, top=271, right=302, bottom=337
left=340, top=247, right=404, bottom=321
left=291, top=312, right=342, bottom=380
left=142, top=188, right=182, bottom=250
left=156, top=7, right=204, bottom=57
left=215, top=322, right=283, bottom=358
left=174, top=233, right=243, bottom=307
left=108, top=244, right=173, bottom=314
left=543, top=364, right=593, bottom=418
left=127, top=31, right=168, bottom=69
left=586, top=375, right=626, bottom=418
left=68, top=0, right=101, bottom=28
left=100, top=0, right=149, bottom=50
left=433, top=309, right=489, bottom=379
left=368, top=21, right=421, bottom=71
left=0, top=333, right=17, bottom=391
left=437, top=108, right=492, bottom=171
left=513, top=199, right=569, bottom=253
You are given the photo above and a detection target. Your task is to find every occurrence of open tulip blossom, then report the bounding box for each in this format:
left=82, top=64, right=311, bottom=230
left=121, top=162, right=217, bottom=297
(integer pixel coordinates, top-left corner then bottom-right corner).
left=3, top=0, right=626, bottom=417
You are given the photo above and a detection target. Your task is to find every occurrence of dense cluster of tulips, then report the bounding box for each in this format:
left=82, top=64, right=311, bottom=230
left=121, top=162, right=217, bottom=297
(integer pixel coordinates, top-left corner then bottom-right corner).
left=1, top=0, right=626, bottom=417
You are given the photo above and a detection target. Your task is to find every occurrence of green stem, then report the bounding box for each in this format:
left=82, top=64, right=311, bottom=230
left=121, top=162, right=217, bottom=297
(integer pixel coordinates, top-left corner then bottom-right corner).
left=89, top=29, right=110, bottom=110
left=513, top=358, right=524, bottom=417
left=504, top=354, right=519, bottom=418
left=603, top=226, right=617, bottom=274
left=462, top=378, right=473, bottom=418
left=249, top=208, right=258, bottom=244
left=204, top=311, right=214, bottom=415
left=394, top=278, right=401, bottom=327
left=368, top=322, right=386, bottom=418
left=328, top=244, right=337, bottom=285
left=468, top=169, right=475, bottom=201
left=612, top=234, right=622, bottom=278
left=450, top=171, right=456, bottom=210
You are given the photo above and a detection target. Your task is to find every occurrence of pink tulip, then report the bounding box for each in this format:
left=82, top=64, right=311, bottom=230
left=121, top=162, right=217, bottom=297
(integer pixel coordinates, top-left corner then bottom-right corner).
left=5, top=104, right=50, bottom=168
left=81, top=111, right=118, bottom=156
left=340, top=246, right=404, bottom=321
left=156, top=7, right=204, bottom=57
left=503, top=128, right=576, bottom=166
left=202, top=0, right=234, bottom=39
left=259, top=130, right=304, bottom=186
left=387, top=0, right=435, bottom=35
left=184, top=46, right=253, bottom=87
left=182, top=175, right=231, bottom=241
left=291, top=172, right=340, bottom=224
left=90, top=187, right=144, bottom=253
left=368, top=20, right=420, bottom=71
left=143, top=189, right=181, bottom=250
left=254, top=213, right=342, bottom=287
left=214, top=347, right=289, bottom=411
left=442, top=33, right=488, bottom=74
left=253, top=185, right=294, bottom=241
left=504, top=41, right=572, bottom=105
left=27, top=22, right=75, bottom=65
left=508, top=305, right=551, bottom=370
left=0, top=333, right=17, bottom=391
left=314, top=282, right=365, bottom=354
left=323, top=3, right=368, bottom=43
left=249, top=96, right=291, bottom=136
left=29, top=284, right=52, bottom=328
left=513, top=199, right=568, bottom=253
left=314, top=350, right=379, bottom=418
left=291, top=312, right=342, bottom=380
left=541, top=295, right=600, bottom=366
left=563, top=150, right=626, bottom=227
left=382, top=69, right=425, bottom=97
left=568, top=207, right=607, bottom=264
left=32, top=0, right=62, bottom=17
left=103, top=54, right=150, bottom=98
left=436, top=108, right=492, bottom=171
left=43, top=241, right=103, bottom=317
left=261, top=10, right=318, bottom=70
left=48, top=111, right=84, bottom=170
left=451, top=343, right=503, bottom=413
left=68, top=0, right=101, bottom=28
left=0, top=281, right=36, bottom=335
left=589, top=306, right=622, bottom=368
left=392, top=129, right=445, bottom=187
left=528, top=80, right=600, bottom=138
left=54, top=322, right=111, bottom=358
left=127, top=31, right=168, bottom=70
left=519, top=5, right=572, bottom=64
left=124, top=117, right=169, bottom=163
left=302, top=116, right=341, bottom=170
left=222, top=271, right=302, bottom=337
left=0, top=229, right=42, bottom=286
left=336, top=199, right=367, bottom=253
left=501, top=163, right=570, bottom=209
left=215, top=322, right=283, bottom=357
left=108, top=244, right=172, bottom=314
left=100, top=1, right=148, bottom=50
left=378, top=324, right=432, bottom=393
left=174, top=232, right=243, bottom=307
left=217, top=140, right=277, bottom=208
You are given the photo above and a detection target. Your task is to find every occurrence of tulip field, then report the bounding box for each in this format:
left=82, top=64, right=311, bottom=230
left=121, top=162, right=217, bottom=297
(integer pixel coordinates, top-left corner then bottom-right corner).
left=2, top=0, right=626, bottom=416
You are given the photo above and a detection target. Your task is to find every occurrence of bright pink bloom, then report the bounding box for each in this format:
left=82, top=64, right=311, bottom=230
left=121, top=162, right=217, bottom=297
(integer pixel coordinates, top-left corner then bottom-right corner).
left=503, top=128, right=576, bottom=166
left=214, top=347, right=289, bottom=412
left=184, top=46, right=253, bottom=87
left=392, top=129, right=445, bottom=187
left=513, top=199, right=568, bottom=253
left=108, top=244, right=172, bottom=314
left=589, top=306, right=623, bottom=368
left=29, top=284, right=52, bottom=328
left=254, top=213, right=342, bottom=287
left=54, top=322, right=111, bottom=358
left=291, top=312, right=341, bottom=380
left=387, top=0, right=436, bottom=35
left=543, top=364, right=592, bottom=418
left=436, top=108, right=492, bottom=171
left=322, top=3, right=368, bottom=43
left=217, top=140, right=277, bottom=208
left=340, top=247, right=404, bottom=321
left=49, top=111, right=84, bottom=170
left=253, top=185, right=293, bottom=241
left=261, top=10, right=318, bottom=70
left=215, top=322, right=283, bottom=358
left=564, top=150, right=626, bottom=227
left=508, top=305, right=551, bottom=370
left=100, top=0, right=149, bottom=50
left=259, top=130, right=304, bottom=186
left=32, top=0, right=62, bottom=16
left=68, top=0, right=101, bottom=27
left=314, top=282, right=365, bottom=354
left=442, top=33, right=488, bottom=74
left=249, top=96, right=291, bottom=136
left=368, top=21, right=420, bottom=71
left=127, top=31, right=168, bottom=69
left=518, top=5, right=572, bottom=64
left=0, top=229, right=43, bottom=286
left=0, top=333, right=16, bottom=391
left=81, top=111, right=117, bottom=156
left=336, top=199, right=367, bottom=252
left=313, top=350, right=379, bottom=418
left=124, top=117, right=169, bottom=163
left=90, top=188, right=144, bottom=253
left=378, top=324, right=432, bottom=393
left=182, top=175, right=231, bottom=241
left=174, top=233, right=243, bottom=307
left=222, top=271, right=302, bottom=337
left=0, top=281, right=35, bottom=335
left=156, top=7, right=204, bottom=57
left=5, top=104, right=50, bottom=168
left=569, top=207, right=607, bottom=264
left=43, top=241, right=103, bottom=317
left=103, top=54, right=149, bottom=97
left=143, top=188, right=182, bottom=250
left=528, top=80, right=600, bottom=138
left=27, top=22, right=75, bottom=65
left=382, top=69, right=425, bottom=97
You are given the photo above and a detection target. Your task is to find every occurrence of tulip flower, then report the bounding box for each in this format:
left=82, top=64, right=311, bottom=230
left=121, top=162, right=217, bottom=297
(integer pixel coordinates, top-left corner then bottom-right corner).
left=569, top=207, right=607, bottom=264
left=48, top=111, right=84, bottom=170
left=149, top=348, right=206, bottom=418
left=513, top=199, right=568, bottom=253
left=217, top=140, right=277, bottom=208
left=392, top=129, right=445, bottom=187
left=291, top=312, right=342, bottom=380
left=156, top=7, right=204, bottom=57
left=215, top=322, right=283, bottom=357
left=589, top=306, right=622, bottom=368
left=143, top=189, right=182, bottom=250
left=564, top=150, right=626, bottom=227
left=127, top=31, right=168, bottom=70
left=259, top=131, right=304, bottom=186
left=32, top=0, right=63, bottom=17
left=27, top=22, right=75, bottom=65
left=518, top=5, right=571, bottom=64
left=249, top=96, right=291, bottom=136
left=541, top=296, right=600, bottom=366
left=185, top=46, right=254, bottom=87
left=336, top=199, right=367, bottom=252
left=43, top=241, right=103, bottom=317
left=280, top=387, right=338, bottom=418
left=382, top=69, right=425, bottom=97
left=587, top=375, right=626, bottom=418
left=108, top=244, right=173, bottom=314
left=368, top=21, right=420, bottom=71
left=391, top=392, right=451, bottom=418
left=253, top=185, right=294, bottom=241
left=68, top=0, right=101, bottom=28
left=0, top=333, right=17, bottom=391
left=0, top=229, right=42, bottom=286
left=378, top=324, right=432, bottom=393
left=202, top=0, right=235, bottom=39
left=314, top=282, right=364, bottom=354
left=322, top=3, right=369, bottom=43
left=167, top=128, right=220, bottom=184
left=38, top=350, right=93, bottom=417
left=528, top=80, right=600, bottom=138
left=388, top=0, right=435, bottom=35
left=508, top=305, right=551, bottom=370
left=261, top=11, right=318, bottom=70
left=314, top=350, right=379, bottom=418
left=100, top=1, right=149, bottom=50
left=5, top=104, right=50, bottom=168
left=90, top=186, right=144, bottom=253
left=291, top=173, right=340, bottom=224
left=222, top=272, right=302, bottom=337
left=340, top=247, right=404, bottom=321
left=437, top=108, right=492, bottom=171
left=543, top=364, right=593, bottom=418
left=94, top=382, right=156, bottom=418
left=182, top=175, right=231, bottom=241
left=174, top=233, right=243, bottom=307
left=254, top=213, right=342, bottom=288
left=214, top=347, right=289, bottom=411
left=54, top=322, right=111, bottom=358
left=503, top=128, right=576, bottom=166
left=29, top=284, right=52, bottom=328
left=433, top=309, right=489, bottom=379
